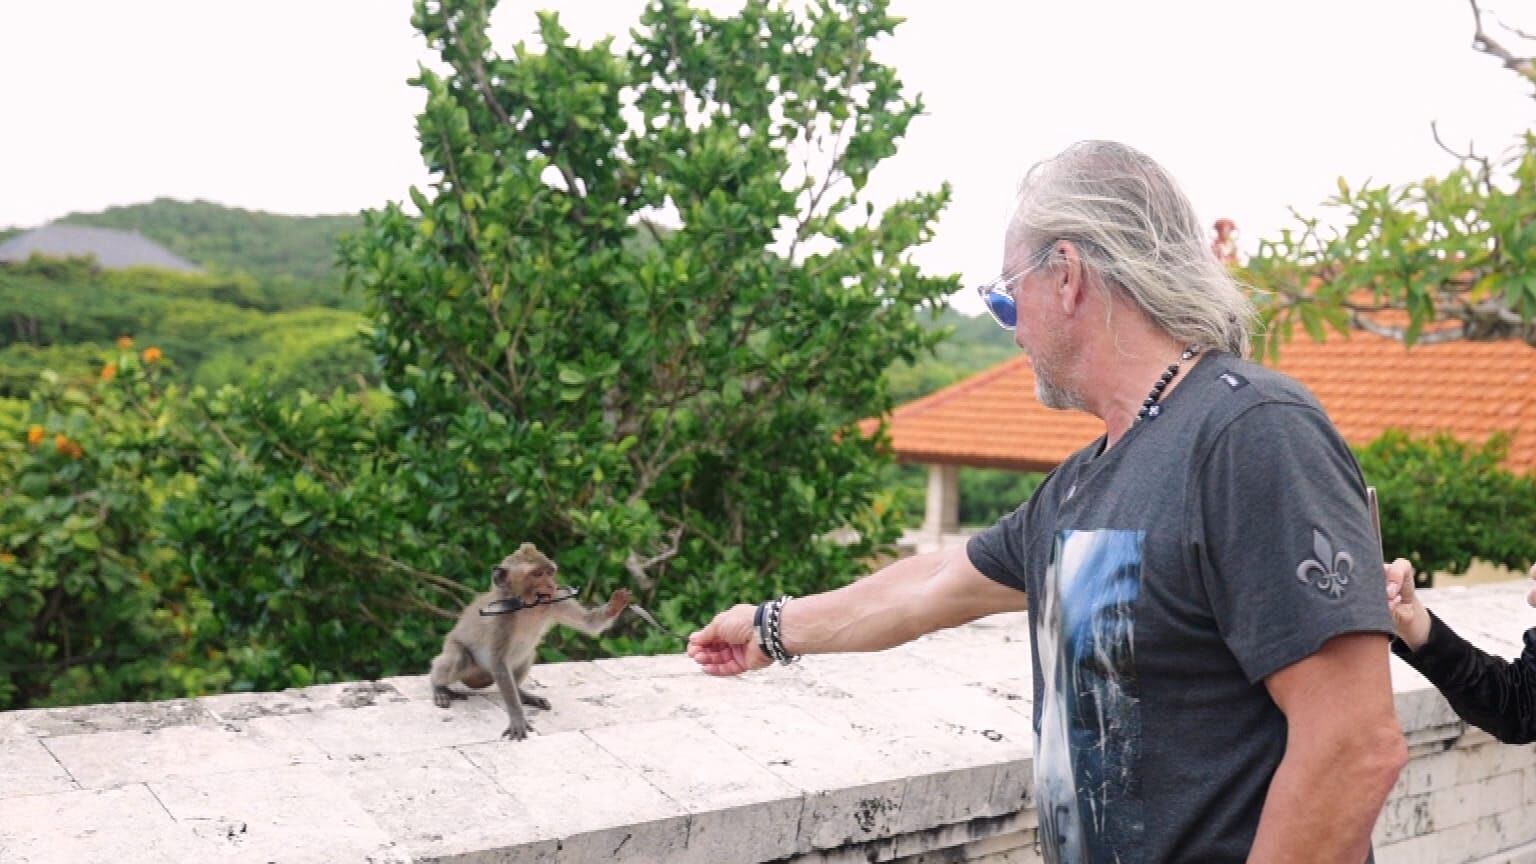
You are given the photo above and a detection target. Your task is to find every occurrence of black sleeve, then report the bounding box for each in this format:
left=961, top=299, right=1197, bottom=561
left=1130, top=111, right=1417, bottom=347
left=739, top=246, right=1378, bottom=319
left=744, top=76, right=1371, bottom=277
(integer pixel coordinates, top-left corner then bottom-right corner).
left=1393, top=613, right=1536, bottom=745
left=1193, top=401, right=1395, bottom=684
left=966, top=499, right=1030, bottom=595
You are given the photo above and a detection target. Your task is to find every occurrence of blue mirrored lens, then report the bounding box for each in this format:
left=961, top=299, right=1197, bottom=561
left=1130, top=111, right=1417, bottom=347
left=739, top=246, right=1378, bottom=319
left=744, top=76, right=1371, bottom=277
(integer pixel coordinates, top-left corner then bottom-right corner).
left=984, top=291, right=1016, bottom=329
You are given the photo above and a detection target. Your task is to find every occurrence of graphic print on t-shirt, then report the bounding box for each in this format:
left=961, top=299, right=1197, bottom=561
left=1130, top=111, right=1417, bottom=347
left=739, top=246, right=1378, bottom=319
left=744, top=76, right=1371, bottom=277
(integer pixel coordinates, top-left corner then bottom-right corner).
left=1035, top=529, right=1145, bottom=864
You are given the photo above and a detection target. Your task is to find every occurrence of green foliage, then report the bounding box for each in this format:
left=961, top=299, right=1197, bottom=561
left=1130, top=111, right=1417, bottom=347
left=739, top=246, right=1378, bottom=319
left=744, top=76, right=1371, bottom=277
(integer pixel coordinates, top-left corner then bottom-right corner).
left=0, top=343, right=105, bottom=399
left=886, top=307, right=1015, bottom=403
left=959, top=468, right=1044, bottom=526
left=1243, top=18, right=1536, bottom=357
left=1356, top=430, right=1536, bottom=579
left=881, top=463, right=1044, bottom=531
left=1244, top=138, right=1536, bottom=358
left=0, top=355, right=229, bottom=707
left=61, top=198, right=363, bottom=308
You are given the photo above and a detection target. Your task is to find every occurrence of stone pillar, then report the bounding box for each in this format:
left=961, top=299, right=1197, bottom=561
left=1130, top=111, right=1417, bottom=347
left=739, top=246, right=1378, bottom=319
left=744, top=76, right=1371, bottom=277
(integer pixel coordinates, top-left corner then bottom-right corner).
left=921, top=463, right=959, bottom=540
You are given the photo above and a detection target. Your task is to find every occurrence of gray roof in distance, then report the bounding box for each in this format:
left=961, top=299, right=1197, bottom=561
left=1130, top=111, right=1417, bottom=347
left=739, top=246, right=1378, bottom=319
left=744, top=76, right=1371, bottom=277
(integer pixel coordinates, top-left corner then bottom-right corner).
left=0, top=223, right=202, bottom=272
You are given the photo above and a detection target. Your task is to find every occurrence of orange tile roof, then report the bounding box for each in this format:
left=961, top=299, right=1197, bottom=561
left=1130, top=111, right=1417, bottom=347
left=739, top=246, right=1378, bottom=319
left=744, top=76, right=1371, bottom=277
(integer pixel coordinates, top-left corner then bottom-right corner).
left=867, top=330, right=1536, bottom=475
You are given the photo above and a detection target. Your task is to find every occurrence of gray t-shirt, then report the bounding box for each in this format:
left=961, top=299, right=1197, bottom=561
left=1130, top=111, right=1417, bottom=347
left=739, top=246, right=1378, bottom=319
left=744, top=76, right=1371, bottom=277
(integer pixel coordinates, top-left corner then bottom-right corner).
left=967, top=351, right=1393, bottom=864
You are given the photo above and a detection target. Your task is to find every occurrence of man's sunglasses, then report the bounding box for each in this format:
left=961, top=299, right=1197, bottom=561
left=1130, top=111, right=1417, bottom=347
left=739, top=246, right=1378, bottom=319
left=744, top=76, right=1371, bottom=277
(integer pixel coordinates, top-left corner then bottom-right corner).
left=975, top=245, right=1054, bottom=331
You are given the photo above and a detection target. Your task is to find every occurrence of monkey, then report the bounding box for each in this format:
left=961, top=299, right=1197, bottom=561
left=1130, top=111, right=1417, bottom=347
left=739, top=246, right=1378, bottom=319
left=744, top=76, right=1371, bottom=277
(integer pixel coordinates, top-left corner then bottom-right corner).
left=429, top=542, right=630, bottom=740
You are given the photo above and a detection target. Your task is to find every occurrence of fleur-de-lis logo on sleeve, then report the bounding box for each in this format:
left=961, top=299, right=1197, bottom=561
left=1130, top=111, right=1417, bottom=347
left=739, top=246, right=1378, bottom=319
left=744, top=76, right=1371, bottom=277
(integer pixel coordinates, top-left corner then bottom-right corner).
left=1295, top=529, right=1354, bottom=598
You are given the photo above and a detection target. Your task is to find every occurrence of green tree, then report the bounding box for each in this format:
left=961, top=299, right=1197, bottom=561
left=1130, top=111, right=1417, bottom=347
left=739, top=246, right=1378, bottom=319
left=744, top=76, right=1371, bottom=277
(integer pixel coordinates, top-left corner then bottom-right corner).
left=1243, top=2, right=1536, bottom=356
left=169, top=0, right=956, bottom=676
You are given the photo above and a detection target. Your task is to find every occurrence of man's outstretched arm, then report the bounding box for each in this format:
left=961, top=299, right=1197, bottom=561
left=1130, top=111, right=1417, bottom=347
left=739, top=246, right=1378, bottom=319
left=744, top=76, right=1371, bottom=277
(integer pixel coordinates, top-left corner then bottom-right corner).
left=686, top=544, right=1027, bottom=676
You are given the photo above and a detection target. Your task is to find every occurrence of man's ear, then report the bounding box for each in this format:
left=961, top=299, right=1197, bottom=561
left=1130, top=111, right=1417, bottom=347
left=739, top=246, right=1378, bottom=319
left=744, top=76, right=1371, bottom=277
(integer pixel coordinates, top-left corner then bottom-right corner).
left=1056, top=241, right=1087, bottom=315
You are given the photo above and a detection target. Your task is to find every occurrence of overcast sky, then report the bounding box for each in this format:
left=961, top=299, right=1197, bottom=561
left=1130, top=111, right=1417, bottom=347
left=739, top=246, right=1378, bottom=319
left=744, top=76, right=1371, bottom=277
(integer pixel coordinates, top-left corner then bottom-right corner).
left=3, top=1, right=1532, bottom=313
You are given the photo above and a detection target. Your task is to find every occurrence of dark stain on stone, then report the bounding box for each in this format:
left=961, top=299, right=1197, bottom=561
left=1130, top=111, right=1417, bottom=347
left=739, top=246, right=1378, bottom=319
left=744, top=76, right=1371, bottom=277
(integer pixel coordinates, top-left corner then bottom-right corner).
left=853, top=796, right=896, bottom=833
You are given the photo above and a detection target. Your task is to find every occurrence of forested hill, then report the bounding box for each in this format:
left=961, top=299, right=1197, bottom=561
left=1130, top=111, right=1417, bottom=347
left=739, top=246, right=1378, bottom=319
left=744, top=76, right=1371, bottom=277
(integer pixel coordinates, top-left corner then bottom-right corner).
left=58, top=199, right=363, bottom=302
left=7, top=198, right=1020, bottom=407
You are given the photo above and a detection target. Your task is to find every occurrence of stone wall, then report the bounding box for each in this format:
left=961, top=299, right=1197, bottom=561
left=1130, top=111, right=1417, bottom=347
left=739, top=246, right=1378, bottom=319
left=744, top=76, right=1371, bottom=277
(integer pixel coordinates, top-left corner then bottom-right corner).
left=2, top=581, right=1534, bottom=863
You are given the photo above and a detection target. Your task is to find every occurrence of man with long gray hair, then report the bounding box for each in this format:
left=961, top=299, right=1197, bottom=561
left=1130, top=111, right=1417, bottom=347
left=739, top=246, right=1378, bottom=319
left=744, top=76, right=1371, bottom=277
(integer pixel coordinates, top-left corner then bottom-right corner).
left=688, top=140, right=1405, bottom=862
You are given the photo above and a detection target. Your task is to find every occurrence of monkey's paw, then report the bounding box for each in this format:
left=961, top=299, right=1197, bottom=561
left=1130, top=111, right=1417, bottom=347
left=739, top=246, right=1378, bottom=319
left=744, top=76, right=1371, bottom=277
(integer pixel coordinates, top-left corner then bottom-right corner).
left=502, top=721, right=531, bottom=741
left=520, top=693, right=551, bottom=711
left=606, top=588, right=633, bottom=616
left=433, top=686, right=467, bottom=709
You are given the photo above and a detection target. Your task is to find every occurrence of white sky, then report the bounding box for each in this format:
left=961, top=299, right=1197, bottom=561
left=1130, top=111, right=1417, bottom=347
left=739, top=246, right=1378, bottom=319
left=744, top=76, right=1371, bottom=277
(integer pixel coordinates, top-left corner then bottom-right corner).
left=3, top=1, right=1532, bottom=314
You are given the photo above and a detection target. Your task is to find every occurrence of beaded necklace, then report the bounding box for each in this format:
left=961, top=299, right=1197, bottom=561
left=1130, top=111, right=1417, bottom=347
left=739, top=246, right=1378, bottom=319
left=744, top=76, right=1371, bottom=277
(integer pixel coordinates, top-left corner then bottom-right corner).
left=1134, top=345, right=1201, bottom=423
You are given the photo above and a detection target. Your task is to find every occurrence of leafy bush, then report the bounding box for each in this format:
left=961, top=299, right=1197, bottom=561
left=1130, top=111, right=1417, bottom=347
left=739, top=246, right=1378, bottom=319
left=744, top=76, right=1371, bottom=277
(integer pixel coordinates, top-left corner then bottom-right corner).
left=0, top=350, right=228, bottom=707
left=1356, top=430, right=1536, bottom=581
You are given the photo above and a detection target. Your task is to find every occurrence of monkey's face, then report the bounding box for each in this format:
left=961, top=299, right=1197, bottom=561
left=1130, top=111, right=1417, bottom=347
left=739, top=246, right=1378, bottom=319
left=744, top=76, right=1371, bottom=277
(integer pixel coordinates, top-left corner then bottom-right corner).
left=492, top=545, right=559, bottom=603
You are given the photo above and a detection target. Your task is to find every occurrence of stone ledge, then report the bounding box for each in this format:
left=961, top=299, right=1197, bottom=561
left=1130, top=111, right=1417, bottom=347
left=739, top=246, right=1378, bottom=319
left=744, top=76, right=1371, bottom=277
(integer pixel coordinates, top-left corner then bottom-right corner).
left=1, top=588, right=1534, bottom=863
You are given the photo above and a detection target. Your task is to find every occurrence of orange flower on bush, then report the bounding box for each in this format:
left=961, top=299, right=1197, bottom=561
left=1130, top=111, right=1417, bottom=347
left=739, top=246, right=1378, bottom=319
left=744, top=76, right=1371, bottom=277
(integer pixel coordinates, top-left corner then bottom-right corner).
left=53, top=434, right=82, bottom=460
left=116, top=336, right=133, bottom=350
left=141, top=346, right=162, bottom=364
left=0, top=552, right=14, bottom=566
left=100, top=362, right=117, bottom=382
left=26, top=425, right=44, bottom=446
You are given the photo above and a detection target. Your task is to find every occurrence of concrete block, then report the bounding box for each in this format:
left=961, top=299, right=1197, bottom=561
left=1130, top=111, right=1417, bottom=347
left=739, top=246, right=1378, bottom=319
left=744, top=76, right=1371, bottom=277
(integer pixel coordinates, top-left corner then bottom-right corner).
left=1393, top=685, right=1462, bottom=737
left=697, top=703, right=910, bottom=851
left=977, top=677, right=1033, bottom=710
left=1393, top=746, right=1469, bottom=799
left=583, top=717, right=803, bottom=863
left=525, top=660, right=617, bottom=689
left=1466, top=838, right=1536, bottom=864
left=0, top=784, right=202, bottom=864
left=897, top=631, right=1032, bottom=687
left=775, top=648, right=981, bottom=700
left=328, top=748, right=555, bottom=863
left=529, top=673, right=771, bottom=734
left=963, top=611, right=1031, bottom=632
left=1475, top=773, right=1528, bottom=826
left=0, top=738, right=78, bottom=799
left=509, top=676, right=668, bottom=734
left=41, top=716, right=325, bottom=789
left=1375, top=791, right=1433, bottom=845
left=593, top=652, right=702, bottom=679
left=741, top=668, right=858, bottom=705
left=278, top=697, right=514, bottom=759
left=1458, top=743, right=1534, bottom=786
left=150, top=764, right=407, bottom=863
left=198, top=680, right=409, bottom=721
left=459, top=729, right=690, bottom=864
left=380, top=673, right=454, bottom=703
left=1373, top=829, right=1439, bottom=864
left=0, top=698, right=211, bottom=741
left=797, top=687, right=1027, bottom=834
left=380, top=663, right=620, bottom=707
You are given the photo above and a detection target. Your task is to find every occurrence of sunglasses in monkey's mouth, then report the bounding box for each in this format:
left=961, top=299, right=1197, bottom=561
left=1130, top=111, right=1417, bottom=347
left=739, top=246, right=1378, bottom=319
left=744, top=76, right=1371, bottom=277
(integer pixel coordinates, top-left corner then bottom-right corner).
left=479, top=586, right=578, bottom=616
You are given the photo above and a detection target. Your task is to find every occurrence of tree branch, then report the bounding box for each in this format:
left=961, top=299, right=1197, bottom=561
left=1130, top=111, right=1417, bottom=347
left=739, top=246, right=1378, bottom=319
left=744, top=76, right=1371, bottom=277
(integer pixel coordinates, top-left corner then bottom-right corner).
left=1349, top=311, right=1467, bottom=344
left=624, top=527, right=683, bottom=594
left=1469, top=0, right=1536, bottom=95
